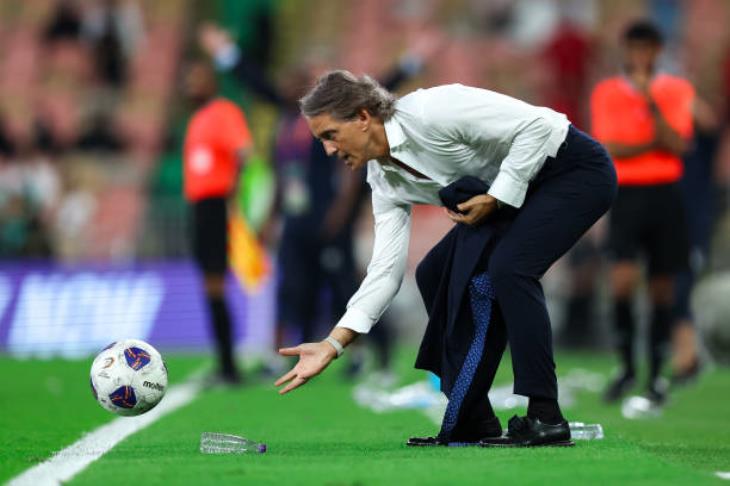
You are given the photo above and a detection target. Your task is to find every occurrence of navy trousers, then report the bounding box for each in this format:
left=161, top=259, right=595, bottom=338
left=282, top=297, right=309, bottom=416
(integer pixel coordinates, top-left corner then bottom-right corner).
left=418, top=125, right=617, bottom=426
left=490, top=125, right=616, bottom=399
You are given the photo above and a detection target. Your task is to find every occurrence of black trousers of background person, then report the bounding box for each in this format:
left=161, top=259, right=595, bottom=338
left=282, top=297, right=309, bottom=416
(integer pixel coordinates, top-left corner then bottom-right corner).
left=191, top=197, right=237, bottom=376
left=418, top=126, right=616, bottom=419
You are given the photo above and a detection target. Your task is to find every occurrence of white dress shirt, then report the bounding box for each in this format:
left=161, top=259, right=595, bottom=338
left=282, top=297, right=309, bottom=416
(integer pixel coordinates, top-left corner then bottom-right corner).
left=337, top=84, right=570, bottom=333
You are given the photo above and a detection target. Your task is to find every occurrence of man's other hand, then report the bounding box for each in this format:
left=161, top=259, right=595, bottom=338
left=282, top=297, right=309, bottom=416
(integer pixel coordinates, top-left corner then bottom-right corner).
left=446, top=194, right=499, bottom=226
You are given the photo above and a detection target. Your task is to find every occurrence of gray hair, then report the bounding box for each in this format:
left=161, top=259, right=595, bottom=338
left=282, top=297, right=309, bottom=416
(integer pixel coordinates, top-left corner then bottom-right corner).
left=299, top=70, right=396, bottom=121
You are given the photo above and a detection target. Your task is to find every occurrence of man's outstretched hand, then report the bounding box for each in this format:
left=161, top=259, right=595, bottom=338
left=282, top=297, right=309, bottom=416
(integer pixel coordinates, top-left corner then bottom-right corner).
left=275, top=342, right=337, bottom=395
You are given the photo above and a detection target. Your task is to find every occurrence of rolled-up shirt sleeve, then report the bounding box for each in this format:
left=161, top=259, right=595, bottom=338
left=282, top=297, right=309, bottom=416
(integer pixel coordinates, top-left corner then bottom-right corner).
left=487, top=117, right=557, bottom=208
left=335, top=191, right=411, bottom=334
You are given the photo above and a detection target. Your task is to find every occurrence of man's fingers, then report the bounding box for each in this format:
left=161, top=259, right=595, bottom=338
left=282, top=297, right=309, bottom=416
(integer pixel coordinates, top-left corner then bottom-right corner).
left=445, top=208, right=464, bottom=221
left=278, top=346, right=301, bottom=356
left=274, top=368, right=297, bottom=387
left=450, top=207, right=486, bottom=225
left=458, top=194, right=489, bottom=211
left=279, top=376, right=308, bottom=395
left=456, top=201, right=474, bottom=212
left=449, top=207, right=483, bottom=225
left=447, top=212, right=465, bottom=223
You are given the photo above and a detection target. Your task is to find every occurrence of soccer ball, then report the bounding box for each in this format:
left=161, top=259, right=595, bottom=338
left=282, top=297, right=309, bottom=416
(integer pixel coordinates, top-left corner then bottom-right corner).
left=90, top=339, right=168, bottom=416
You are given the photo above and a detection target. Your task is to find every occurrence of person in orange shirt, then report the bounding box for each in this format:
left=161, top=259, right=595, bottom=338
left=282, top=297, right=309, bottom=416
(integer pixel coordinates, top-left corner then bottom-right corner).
left=591, top=21, right=693, bottom=404
left=183, top=60, right=253, bottom=384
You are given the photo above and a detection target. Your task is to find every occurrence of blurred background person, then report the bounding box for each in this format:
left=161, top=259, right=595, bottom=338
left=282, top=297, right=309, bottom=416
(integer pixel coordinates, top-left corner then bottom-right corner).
left=182, top=59, right=253, bottom=384
left=591, top=20, right=694, bottom=404
left=81, top=0, right=145, bottom=89
left=670, top=91, right=720, bottom=385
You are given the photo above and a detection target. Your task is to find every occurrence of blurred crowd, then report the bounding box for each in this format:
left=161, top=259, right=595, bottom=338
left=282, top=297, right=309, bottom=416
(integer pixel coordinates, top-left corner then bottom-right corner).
left=2, top=0, right=729, bottom=256
left=2, top=0, right=730, bottom=364
left=0, top=0, right=183, bottom=261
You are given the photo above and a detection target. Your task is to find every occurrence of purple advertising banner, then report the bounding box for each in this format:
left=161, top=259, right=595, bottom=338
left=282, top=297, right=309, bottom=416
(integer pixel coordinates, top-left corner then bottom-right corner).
left=0, top=261, right=275, bottom=358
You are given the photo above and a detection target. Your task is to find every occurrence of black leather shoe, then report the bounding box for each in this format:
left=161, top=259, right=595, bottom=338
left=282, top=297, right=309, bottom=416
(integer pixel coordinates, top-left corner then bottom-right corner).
left=407, top=416, right=502, bottom=447
left=480, top=415, right=574, bottom=448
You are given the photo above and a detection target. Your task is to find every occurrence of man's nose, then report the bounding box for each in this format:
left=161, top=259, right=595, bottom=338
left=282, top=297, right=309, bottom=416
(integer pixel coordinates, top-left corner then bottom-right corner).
left=322, top=140, right=338, bottom=156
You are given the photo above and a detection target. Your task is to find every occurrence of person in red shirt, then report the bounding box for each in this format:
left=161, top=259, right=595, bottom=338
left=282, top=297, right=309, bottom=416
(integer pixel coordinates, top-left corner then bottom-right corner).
left=183, top=60, right=253, bottom=384
left=591, top=21, right=694, bottom=404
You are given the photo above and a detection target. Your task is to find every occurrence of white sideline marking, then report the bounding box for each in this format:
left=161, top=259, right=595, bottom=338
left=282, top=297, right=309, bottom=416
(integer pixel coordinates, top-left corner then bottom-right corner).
left=8, top=377, right=203, bottom=486
left=716, top=471, right=730, bottom=480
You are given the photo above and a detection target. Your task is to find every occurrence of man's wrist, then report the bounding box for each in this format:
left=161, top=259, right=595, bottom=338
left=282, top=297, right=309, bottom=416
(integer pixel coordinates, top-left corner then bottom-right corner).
left=324, top=336, right=345, bottom=358
left=328, top=325, right=360, bottom=354
left=487, top=194, right=504, bottom=210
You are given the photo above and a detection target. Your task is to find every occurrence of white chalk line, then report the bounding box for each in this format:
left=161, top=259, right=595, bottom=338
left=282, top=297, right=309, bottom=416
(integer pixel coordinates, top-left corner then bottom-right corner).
left=716, top=471, right=730, bottom=480
left=8, top=373, right=204, bottom=486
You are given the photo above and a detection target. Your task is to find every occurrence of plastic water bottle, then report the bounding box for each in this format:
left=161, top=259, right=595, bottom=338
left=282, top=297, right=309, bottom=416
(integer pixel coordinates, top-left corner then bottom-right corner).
left=200, top=432, right=267, bottom=454
left=569, top=422, right=604, bottom=440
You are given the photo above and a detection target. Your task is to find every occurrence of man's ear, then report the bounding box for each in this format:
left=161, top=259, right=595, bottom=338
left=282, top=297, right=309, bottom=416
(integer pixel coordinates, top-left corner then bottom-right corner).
left=356, top=108, right=371, bottom=131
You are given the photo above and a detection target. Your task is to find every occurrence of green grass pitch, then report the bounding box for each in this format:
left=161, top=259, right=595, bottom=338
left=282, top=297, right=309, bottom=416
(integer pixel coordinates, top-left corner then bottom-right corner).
left=1, top=351, right=729, bottom=485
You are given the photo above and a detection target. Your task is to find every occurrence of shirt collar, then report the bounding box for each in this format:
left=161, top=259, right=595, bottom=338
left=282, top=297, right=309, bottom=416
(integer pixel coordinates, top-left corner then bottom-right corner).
left=384, top=116, right=407, bottom=153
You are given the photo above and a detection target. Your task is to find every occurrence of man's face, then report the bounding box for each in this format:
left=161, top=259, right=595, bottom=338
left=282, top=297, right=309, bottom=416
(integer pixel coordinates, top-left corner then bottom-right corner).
left=306, top=111, right=372, bottom=170
left=624, top=40, right=661, bottom=74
